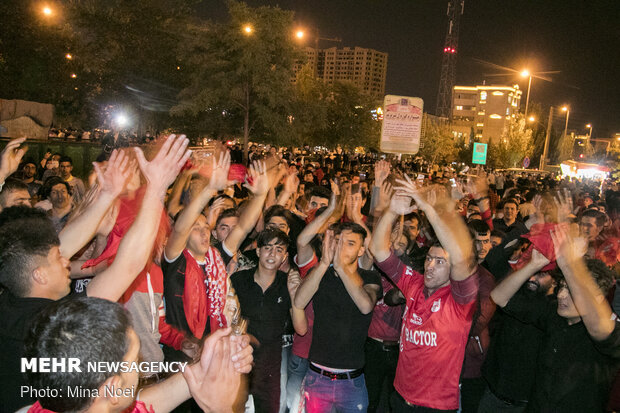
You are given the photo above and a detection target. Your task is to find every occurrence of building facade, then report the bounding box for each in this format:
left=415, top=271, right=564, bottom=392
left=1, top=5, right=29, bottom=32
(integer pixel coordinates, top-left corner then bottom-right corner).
left=451, top=84, right=522, bottom=143
left=293, top=46, right=388, bottom=98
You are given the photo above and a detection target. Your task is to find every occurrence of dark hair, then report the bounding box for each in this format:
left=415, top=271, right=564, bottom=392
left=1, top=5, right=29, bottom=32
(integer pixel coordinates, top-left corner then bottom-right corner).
left=257, top=228, right=290, bottom=249
left=333, top=222, right=367, bottom=241
left=24, top=297, right=131, bottom=412
left=208, top=194, right=236, bottom=208
left=309, top=186, right=331, bottom=201
left=502, top=198, right=519, bottom=209
left=490, top=229, right=506, bottom=240
left=58, top=156, right=73, bottom=165
left=215, top=208, right=238, bottom=227
left=468, top=220, right=490, bottom=237
left=553, top=259, right=615, bottom=295
left=0, top=177, right=29, bottom=198
left=405, top=212, right=421, bottom=227
left=580, top=209, right=606, bottom=227
left=264, top=205, right=294, bottom=227
left=0, top=206, right=59, bottom=296
left=41, top=176, right=72, bottom=199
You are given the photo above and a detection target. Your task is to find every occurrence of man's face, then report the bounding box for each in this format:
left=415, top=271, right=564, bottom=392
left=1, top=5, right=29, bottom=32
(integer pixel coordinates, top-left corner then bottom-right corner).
left=423, top=246, right=451, bottom=293
left=526, top=271, right=555, bottom=294
left=59, top=162, right=73, bottom=179
left=351, top=176, right=360, bottom=184
left=1, top=189, right=31, bottom=208
left=579, top=216, right=602, bottom=241
left=304, top=172, right=314, bottom=183
left=39, top=246, right=71, bottom=299
left=503, top=203, right=518, bottom=222
left=23, top=163, right=37, bottom=179
left=50, top=183, right=71, bottom=209
left=556, top=283, right=581, bottom=322
left=188, top=215, right=211, bottom=256
left=583, top=197, right=593, bottom=208
left=214, top=216, right=238, bottom=242
left=307, top=196, right=329, bottom=212
left=257, top=239, right=288, bottom=271
left=474, top=231, right=492, bottom=262
left=335, top=230, right=365, bottom=266
left=404, top=218, right=420, bottom=241
left=267, top=216, right=290, bottom=235
left=392, top=233, right=409, bottom=257
left=467, top=203, right=480, bottom=217
left=490, top=235, right=503, bottom=248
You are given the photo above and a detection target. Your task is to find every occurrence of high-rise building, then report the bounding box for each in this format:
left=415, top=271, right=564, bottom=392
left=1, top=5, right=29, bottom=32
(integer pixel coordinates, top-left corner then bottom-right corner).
left=293, top=46, right=388, bottom=97
left=451, top=84, right=522, bottom=143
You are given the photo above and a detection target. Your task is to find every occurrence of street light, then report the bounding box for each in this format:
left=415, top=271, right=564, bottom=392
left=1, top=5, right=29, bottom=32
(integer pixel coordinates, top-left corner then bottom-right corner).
left=521, top=69, right=533, bottom=119
left=42, top=6, right=53, bottom=16
left=70, top=73, right=77, bottom=78
left=65, top=53, right=72, bottom=60
left=295, top=30, right=305, bottom=39
left=561, top=106, right=570, bottom=139
left=242, top=24, right=253, bottom=35
left=528, top=116, right=536, bottom=123
left=586, top=123, right=592, bottom=138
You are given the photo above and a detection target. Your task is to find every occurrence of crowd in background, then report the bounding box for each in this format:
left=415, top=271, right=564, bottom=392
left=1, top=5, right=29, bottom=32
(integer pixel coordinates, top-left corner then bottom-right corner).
left=0, top=134, right=619, bottom=413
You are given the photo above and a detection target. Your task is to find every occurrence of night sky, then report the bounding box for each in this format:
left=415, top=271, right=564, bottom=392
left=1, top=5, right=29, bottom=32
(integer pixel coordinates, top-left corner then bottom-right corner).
left=198, top=0, right=620, bottom=138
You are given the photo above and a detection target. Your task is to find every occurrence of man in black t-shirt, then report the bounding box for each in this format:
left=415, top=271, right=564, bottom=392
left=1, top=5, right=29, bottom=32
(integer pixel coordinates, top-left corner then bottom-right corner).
left=231, top=229, right=307, bottom=413
left=295, top=222, right=381, bottom=412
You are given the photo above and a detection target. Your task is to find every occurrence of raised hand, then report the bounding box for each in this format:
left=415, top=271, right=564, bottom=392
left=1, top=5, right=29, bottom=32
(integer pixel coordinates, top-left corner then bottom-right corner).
left=207, top=150, right=232, bottom=191
left=244, top=160, right=269, bottom=196
left=389, top=191, right=416, bottom=216
left=530, top=247, right=551, bottom=269
left=376, top=180, right=393, bottom=213
left=93, top=149, right=131, bottom=197
left=134, top=134, right=191, bottom=191
left=465, top=171, right=489, bottom=199
left=0, top=137, right=27, bottom=181
left=555, top=189, right=574, bottom=223
left=284, top=172, right=300, bottom=194
left=330, top=179, right=341, bottom=197
left=320, top=229, right=336, bottom=266
left=551, top=223, right=587, bottom=265
left=374, top=160, right=391, bottom=187
left=287, top=269, right=302, bottom=301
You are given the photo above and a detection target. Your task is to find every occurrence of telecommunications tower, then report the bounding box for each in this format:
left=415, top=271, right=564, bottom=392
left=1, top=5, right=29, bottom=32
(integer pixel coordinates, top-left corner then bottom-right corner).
left=435, top=0, right=464, bottom=119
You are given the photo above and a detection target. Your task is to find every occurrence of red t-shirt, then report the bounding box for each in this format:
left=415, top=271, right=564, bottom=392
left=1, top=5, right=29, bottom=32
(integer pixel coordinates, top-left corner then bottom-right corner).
left=376, top=252, right=479, bottom=410
left=291, top=253, right=318, bottom=359
left=367, top=276, right=403, bottom=342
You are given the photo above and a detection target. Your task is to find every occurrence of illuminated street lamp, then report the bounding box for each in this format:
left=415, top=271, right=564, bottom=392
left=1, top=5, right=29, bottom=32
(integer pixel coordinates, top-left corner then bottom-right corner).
left=243, top=24, right=253, bottom=35
left=528, top=116, right=536, bottom=123
left=42, top=6, right=53, bottom=16
left=586, top=123, right=592, bottom=138
left=295, top=30, right=305, bottom=39
left=65, top=53, right=73, bottom=60
left=70, top=73, right=77, bottom=78
left=521, top=69, right=533, bottom=119
left=561, top=106, right=570, bottom=139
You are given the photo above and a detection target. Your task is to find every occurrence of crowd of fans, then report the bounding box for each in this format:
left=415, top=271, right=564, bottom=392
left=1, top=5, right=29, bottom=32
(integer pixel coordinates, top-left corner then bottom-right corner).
left=0, top=134, right=618, bottom=413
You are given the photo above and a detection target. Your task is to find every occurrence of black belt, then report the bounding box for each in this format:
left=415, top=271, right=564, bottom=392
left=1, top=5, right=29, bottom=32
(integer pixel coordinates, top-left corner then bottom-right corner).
left=490, top=388, right=528, bottom=406
left=309, top=363, right=363, bottom=380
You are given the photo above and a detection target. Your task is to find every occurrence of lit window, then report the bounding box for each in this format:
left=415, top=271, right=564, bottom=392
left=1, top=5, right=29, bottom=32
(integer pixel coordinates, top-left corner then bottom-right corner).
left=492, top=91, right=504, bottom=96
left=476, top=123, right=484, bottom=127
left=480, top=91, right=487, bottom=101
left=489, top=114, right=502, bottom=119
left=456, top=105, right=463, bottom=110
left=478, top=111, right=485, bottom=115
left=506, top=108, right=510, bottom=115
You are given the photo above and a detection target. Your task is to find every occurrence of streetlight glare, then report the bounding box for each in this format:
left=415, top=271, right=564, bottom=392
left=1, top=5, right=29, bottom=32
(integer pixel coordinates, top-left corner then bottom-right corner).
left=115, top=114, right=129, bottom=127
left=42, top=6, right=53, bottom=16
left=65, top=53, right=72, bottom=60
left=70, top=73, right=77, bottom=78
left=586, top=123, right=591, bottom=128
left=243, top=25, right=253, bottom=35
left=528, top=116, right=536, bottom=122
left=521, top=69, right=530, bottom=77
left=561, top=106, right=568, bottom=112
left=296, top=30, right=305, bottom=39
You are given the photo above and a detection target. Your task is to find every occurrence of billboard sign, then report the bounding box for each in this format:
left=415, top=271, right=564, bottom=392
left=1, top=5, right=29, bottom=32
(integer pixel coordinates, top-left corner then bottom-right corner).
left=380, top=95, right=423, bottom=154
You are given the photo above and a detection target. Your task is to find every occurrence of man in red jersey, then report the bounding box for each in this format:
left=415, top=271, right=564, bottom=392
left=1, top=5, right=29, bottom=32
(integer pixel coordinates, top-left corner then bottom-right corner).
left=370, top=177, right=479, bottom=412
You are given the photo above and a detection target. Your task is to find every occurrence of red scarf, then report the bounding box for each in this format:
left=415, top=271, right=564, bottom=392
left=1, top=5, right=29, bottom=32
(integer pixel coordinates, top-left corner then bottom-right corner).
left=28, top=400, right=154, bottom=413
left=183, top=247, right=228, bottom=338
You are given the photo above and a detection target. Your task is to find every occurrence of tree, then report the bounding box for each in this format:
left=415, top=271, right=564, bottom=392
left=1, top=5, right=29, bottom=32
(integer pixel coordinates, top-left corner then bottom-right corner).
left=173, top=1, right=298, bottom=161
left=487, top=116, right=534, bottom=168
left=419, top=119, right=458, bottom=164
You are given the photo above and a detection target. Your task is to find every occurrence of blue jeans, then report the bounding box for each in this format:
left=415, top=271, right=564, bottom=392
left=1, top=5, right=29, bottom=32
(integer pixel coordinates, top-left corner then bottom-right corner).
left=286, top=354, right=309, bottom=413
left=303, top=368, right=369, bottom=413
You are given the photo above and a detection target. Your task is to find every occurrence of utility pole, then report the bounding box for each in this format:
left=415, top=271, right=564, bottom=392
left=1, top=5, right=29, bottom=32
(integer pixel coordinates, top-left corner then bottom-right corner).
left=540, top=106, right=554, bottom=171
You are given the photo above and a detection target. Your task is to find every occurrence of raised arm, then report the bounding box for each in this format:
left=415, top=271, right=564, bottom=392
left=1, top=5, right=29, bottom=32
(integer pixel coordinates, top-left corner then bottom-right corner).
left=166, top=168, right=193, bottom=218
left=551, top=225, right=615, bottom=341
left=333, top=236, right=380, bottom=314
left=59, top=150, right=129, bottom=258
left=221, top=160, right=269, bottom=255
left=0, top=137, right=27, bottom=186
left=490, top=250, right=549, bottom=307
left=86, top=135, right=191, bottom=301
left=287, top=268, right=308, bottom=336
left=369, top=192, right=416, bottom=262
left=165, top=152, right=231, bottom=260
left=296, top=189, right=337, bottom=265
left=395, top=177, right=476, bottom=281
left=295, top=230, right=334, bottom=309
